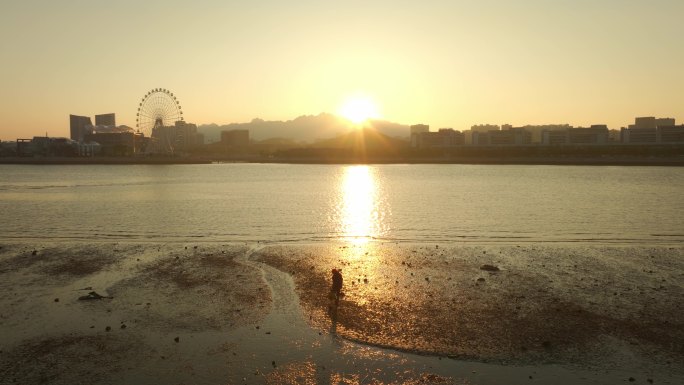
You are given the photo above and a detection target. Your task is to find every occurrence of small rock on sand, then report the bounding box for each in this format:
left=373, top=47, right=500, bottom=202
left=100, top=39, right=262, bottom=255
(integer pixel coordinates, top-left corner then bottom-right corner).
left=480, top=264, right=500, bottom=272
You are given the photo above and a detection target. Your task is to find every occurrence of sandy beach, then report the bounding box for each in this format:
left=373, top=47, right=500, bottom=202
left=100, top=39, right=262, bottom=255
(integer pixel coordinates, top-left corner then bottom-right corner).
left=0, top=241, right=682, bottom=384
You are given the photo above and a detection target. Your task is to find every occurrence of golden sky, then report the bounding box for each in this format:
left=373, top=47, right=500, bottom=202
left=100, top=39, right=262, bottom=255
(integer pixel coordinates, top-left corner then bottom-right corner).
left=1, top=0, right=683, bottom=140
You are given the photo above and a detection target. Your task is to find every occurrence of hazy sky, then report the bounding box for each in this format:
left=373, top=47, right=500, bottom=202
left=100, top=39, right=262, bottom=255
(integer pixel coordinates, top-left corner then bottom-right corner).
left=1, top=0, right=682, bottom=140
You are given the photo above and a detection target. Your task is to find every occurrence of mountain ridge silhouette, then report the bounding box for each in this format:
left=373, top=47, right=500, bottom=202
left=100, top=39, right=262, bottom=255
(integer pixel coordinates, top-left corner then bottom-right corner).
left=198, top=113, right=410, bottom=143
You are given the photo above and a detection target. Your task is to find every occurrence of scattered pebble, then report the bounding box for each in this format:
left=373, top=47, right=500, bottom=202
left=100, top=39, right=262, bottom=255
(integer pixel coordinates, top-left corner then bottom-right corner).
left=174, top=337, right=180, bottom=343
left=54, top=298, right=59, bottom=302
left=105, top=326, right=111, bottom=332
left=480, top=264, right=500, bottom=272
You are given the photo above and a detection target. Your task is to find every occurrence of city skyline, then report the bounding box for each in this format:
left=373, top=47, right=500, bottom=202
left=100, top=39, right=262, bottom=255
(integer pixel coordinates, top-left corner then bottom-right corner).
left=1, top=1, right=683, bottom=141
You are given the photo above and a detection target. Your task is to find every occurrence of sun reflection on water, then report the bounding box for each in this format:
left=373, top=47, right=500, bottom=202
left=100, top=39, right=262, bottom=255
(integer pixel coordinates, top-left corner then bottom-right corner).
left=339, top=165, right=380, bottom=245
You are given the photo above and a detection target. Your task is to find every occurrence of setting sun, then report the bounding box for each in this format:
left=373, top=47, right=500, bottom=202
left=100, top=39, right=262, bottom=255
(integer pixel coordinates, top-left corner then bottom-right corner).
left=338, top=95, right=381, bottom=124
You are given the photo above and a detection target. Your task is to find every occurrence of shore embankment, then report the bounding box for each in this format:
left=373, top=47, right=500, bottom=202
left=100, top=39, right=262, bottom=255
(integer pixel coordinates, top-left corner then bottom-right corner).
left=2, top=155, right=684, bottom=166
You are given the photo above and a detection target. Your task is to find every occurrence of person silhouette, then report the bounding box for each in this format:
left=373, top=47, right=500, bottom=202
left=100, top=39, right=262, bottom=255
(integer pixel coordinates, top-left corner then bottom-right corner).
left=330, top=268, right=343, bottom=307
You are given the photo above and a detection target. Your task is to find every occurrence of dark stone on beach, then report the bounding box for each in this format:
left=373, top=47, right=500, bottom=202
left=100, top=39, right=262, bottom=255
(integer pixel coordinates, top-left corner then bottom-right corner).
left=120, top=324, right=127, bottom=329
left=78, top=291, right=112, bottom=301
left=54, top=298, right=59, bottom=302
left=174, top=337, right=179, bottom=343
left=31, top=250, right=37, bottom=256
left=105, top=326, right=111, bottom=332
left=256, top=325, right=260, bottom=329
left=271, top=360, right=276, bottom=367
left=628, top=377, right=635, bottom=382
left=363, top=278, right=368, bottom=283
left=647, top=379, right=653, bottom=384
left=480, top=264, right=500, bottom=271
left=477, top=278, right=485, bottom=282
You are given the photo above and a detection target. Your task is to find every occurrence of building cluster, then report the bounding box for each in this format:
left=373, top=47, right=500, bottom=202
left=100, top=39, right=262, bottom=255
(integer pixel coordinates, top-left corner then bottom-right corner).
left=7, top=113, right=204, bottom=157
left=147, top=121, right=204, bottom=154
left=410, top=117, right=684, bottom=149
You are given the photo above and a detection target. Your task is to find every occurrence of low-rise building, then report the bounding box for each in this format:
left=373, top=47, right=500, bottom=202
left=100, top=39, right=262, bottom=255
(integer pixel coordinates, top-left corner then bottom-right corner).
left=31, top=136, right=79, bottom=156
left=409, top=124, right=430, bottom=147
left=621, top=124, right=684, bottom=144
left=567, top=125, right=609, bottom=144
left=541, top=125, right=609, bottom=145
left=474, top=127, right=531, bottom=145
left=84, top=132, right=140, bottom=156
left=630, top=117, right=675, bottom=129
left=659, top=125, right=684, bottom=143
left=413, top=128, right=465, bottom=148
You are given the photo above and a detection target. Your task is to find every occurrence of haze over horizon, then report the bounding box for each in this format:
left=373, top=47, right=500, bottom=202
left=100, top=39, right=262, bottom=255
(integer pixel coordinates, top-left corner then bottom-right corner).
left=1, top=0, right=683, bottom=141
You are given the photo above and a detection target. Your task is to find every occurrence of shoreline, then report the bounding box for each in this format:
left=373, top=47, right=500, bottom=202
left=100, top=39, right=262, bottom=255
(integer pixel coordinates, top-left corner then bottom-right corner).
left=2, top=155, right=684, bottom=166
left=1, top=241, right=682, bottom=384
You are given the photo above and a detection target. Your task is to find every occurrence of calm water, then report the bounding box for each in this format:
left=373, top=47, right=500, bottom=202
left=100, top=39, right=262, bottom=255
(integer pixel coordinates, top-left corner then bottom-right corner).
left=0, top=163, right=682, bottom=244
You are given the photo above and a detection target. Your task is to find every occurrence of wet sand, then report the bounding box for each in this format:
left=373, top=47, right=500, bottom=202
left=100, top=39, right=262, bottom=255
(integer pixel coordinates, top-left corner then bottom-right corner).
left=257, top=243, right=684, bottom=383
left=0, top=241, right=682, bottom=384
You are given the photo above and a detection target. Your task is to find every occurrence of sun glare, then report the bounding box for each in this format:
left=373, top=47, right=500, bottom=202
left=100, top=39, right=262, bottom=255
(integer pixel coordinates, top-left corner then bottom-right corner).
left=338, top=96, right=380, bottom=124
left=340, top=166, right=377, bottom=244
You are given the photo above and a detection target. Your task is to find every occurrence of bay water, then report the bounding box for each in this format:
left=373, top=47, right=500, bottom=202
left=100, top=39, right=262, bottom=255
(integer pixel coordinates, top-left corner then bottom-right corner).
left=1, top=163, right=682, bottom=244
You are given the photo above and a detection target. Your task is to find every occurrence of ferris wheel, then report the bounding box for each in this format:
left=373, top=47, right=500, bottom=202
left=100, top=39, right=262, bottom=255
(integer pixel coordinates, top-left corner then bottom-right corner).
left=135, top=88, right=183, bottom=136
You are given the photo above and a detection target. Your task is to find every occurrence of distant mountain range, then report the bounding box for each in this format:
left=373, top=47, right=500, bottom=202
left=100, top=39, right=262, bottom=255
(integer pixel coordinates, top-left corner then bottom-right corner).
left=198, top=113, right=410, bottom=143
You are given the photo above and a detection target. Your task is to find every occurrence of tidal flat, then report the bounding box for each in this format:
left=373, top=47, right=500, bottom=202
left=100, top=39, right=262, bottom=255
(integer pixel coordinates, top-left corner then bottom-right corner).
left=0, top=242, right=682, bottom=384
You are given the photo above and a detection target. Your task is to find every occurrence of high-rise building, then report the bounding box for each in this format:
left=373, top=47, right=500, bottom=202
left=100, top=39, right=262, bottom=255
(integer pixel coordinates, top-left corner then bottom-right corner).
left=95, top=113, right=116, bottom=127
left=69, top=114, right=93, bottom=142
